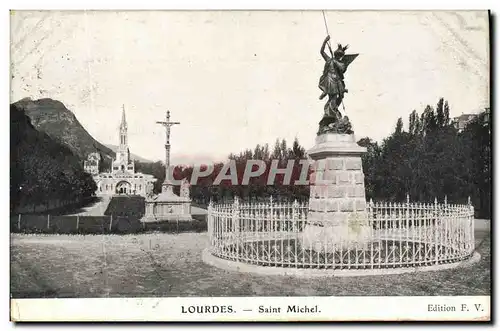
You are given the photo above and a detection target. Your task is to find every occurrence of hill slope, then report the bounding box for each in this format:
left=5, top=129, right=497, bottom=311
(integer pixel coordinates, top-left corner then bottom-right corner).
left=10, top=103, right=97, bottom=213
left=12, top=98, right=115, bottom=162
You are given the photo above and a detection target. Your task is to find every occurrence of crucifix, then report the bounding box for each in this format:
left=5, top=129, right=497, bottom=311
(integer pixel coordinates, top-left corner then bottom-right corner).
left=156, top=111, right=180, bottom=194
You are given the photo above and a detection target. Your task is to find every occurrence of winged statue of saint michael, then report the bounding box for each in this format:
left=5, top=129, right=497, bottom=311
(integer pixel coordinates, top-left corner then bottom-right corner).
left=317, top=35, right=358, bottom=135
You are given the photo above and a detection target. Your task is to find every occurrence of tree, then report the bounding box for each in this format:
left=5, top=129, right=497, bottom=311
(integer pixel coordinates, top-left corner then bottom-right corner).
left=280, top=139, right=288, bottom=160
left=422, top=105, right=437, bottom=133
left=444, top=101, right=450, bottom=126
left=291, top=137, right=305, bottom=159
left=408, top=110, right=419, bottom=135
left=11, top=103, right=97, bottom=213
left=272, top=139, right=281, bottom=159
left=436, top=98, right=445, bottom=127
left=357, top=137, right=382, bottom=199
left=458, top=111, right=491, bottom=217
left=359, top=99, right=490, bottom=218
left=262, top=143, right=270, bottom=161
left=395, top=117, right=404, bottom=135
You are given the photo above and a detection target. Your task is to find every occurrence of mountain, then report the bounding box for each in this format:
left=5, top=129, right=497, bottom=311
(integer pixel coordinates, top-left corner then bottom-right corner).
left=105, top=144, right=152, bottom=163
left=10, top=103, right=96, bottom=213
left=12, top=98, right=115, bottom=162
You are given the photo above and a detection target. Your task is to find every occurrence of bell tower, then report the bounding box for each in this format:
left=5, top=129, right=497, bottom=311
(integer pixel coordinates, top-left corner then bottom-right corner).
left=117, top=104, right=130, bottom=164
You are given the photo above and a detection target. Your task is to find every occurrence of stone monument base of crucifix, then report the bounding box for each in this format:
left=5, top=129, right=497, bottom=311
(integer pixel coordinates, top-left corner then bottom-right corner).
left=141, top=111, right=194, bottom=223
left=142, top=180, right=193, bottom=223
left=299, top=133, right=373, bottom=251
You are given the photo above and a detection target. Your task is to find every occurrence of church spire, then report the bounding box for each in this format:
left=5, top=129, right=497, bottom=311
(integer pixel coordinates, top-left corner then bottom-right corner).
left=113, top=104, right=134, bottom=175
left=119, top=105, right=128, bottom=147
left=121, top=104, right=127, bottom=129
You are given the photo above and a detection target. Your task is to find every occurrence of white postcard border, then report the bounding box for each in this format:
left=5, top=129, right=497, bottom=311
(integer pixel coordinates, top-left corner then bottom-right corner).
left=11, top=296, right=490, bottom=322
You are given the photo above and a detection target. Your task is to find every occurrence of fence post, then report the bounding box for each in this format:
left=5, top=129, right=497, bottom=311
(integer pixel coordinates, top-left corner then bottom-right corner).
left=109, top=214, right=113, bottom=232
left=406, top=194, right=410, bottom=228
left=47, top=214, right=50, bottom=230
left=76, top=215, right=80, bottom=231
left=208, top=200, right=213, bottom=246
left=270, top=196, right=274, bottom=232
left=292, top=200, right=298, bottom=233
left=434, top=197, right=439, bottom=265
left=468, top=196, right=474, bottom=253
left=232, top=196, right=240, bottom=260
left=18, top=214, right=21, bottom=231
left=369, top=198, right=374, bottom=226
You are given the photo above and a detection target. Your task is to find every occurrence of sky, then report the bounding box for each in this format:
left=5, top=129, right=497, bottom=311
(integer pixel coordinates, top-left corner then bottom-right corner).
left=10, top=10, right=489, bottom=163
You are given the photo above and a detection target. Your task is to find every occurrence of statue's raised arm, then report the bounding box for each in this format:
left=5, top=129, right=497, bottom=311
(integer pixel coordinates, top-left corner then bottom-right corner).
left=320, top=35, right=332, bottom=61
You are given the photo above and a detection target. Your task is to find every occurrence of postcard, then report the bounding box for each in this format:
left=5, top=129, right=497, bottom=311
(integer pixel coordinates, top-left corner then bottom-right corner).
left=9, top=10, right=491, bottom=322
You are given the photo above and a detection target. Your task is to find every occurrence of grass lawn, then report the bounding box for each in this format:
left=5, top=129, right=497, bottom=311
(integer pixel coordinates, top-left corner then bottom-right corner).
left=10, top=229, right=490, bottom=298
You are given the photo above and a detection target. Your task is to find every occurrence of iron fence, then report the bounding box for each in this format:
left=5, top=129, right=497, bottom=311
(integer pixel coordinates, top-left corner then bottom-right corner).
left=10, top=214, right=207, bottom=234
left=207, top=197, right=475, bottom=269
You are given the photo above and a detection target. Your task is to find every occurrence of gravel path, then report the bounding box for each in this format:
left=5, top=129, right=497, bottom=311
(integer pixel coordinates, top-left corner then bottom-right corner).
left=10, top=227, right=490, bottom=298
left=67, top=196, right=111, bottom=216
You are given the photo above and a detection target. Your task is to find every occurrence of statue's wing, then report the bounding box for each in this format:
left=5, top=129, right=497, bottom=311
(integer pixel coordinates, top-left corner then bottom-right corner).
left=342, top=54, right=359, bottom=67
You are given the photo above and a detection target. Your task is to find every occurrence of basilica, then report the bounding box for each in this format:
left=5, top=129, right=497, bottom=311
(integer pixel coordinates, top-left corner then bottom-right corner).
left=86, top=106, right=156, bottom=197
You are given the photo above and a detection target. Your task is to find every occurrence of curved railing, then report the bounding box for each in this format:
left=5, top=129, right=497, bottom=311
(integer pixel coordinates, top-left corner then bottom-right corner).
left=207, top=197, right=475, bottom=270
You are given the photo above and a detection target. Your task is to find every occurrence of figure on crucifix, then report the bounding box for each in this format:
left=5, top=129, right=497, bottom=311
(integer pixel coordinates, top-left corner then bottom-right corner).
left=317, top=35, right=358, bottom=135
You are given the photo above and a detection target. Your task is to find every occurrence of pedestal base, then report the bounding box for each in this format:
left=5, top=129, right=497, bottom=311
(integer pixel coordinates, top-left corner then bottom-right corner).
left=299, top=133, right=372, bottom=252
left=300, top=222, right=373, bottom=252
left=141, top=214, right=193, bottom=223
left=143, top=191, right=193, bottom=223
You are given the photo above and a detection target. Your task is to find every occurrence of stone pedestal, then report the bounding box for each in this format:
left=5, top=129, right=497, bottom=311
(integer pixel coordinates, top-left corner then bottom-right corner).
left=300, top=133, right=372, bottom=251
left=141, top=182, right=193, bottom=222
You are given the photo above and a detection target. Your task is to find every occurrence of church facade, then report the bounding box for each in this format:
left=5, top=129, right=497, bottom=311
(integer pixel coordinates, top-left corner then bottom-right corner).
left=90, top=106, right=156, bottom=197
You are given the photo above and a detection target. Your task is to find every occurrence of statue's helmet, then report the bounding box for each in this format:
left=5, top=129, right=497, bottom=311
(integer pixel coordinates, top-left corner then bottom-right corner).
left=334, top=44, right=348, bottom=58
